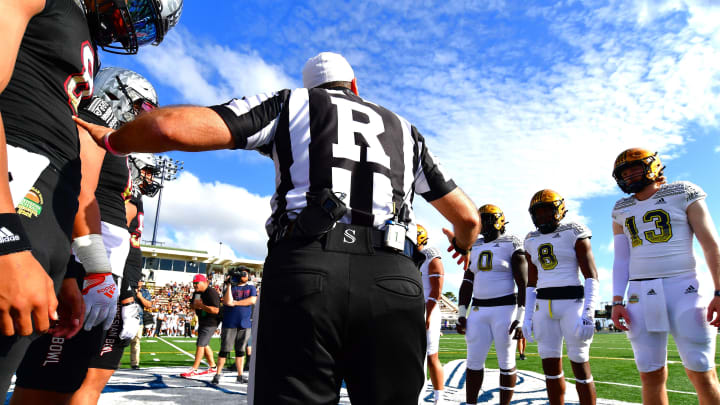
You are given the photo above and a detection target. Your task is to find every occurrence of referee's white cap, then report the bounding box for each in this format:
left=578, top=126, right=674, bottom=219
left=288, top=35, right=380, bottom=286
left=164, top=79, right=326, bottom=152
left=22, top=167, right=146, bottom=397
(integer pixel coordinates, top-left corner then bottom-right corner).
left=302, top=52, right=355, bottom=89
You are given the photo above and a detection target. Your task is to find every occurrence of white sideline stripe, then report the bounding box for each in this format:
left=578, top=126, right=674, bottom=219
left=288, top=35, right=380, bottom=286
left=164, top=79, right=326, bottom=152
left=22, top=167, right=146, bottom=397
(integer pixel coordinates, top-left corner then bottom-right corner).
left=158, top=336, right=208, bottom=366
left=565, top=378, right=697, bottom=395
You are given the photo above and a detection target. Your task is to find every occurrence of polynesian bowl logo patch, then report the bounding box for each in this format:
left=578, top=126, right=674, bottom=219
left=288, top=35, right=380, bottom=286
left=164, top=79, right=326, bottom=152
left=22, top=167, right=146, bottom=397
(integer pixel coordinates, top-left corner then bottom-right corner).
left=628, top=294, right=639, bottom=304
left=17, top=187, right=43, bottom=218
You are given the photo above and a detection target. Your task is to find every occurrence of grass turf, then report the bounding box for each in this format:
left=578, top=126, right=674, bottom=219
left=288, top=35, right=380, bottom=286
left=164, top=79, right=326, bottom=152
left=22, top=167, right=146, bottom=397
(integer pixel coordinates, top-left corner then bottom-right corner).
left=121, top=332, right=714, bottom=404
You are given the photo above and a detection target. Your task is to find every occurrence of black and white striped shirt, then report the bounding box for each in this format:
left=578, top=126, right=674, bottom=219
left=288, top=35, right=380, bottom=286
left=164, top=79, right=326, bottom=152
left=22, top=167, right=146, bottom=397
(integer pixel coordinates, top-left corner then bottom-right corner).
left=210, top=87, right=456, bottom=239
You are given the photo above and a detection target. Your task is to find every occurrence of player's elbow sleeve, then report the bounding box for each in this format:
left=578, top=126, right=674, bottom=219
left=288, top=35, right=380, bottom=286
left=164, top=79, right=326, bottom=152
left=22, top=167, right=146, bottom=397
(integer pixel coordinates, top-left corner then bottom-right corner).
left=613, top=234, right=630, bottom=297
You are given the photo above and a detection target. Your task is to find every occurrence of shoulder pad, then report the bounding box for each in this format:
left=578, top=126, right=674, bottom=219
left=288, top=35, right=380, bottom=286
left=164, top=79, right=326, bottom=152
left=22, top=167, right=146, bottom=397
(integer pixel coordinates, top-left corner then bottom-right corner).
left=424, top=247, right=442, bottom=260
left=472, top=238, right=485, bottom=248
left=654, top=181, right=706, bottom=202
left=613, top=196, right=636, bottom=211
left=557, top=222, right=591, bottom=237
left=510, top=234, right=524, bottom=251
left=653, top=182, right=686, bottom=198
left=525, top=230, right=540, bottom=240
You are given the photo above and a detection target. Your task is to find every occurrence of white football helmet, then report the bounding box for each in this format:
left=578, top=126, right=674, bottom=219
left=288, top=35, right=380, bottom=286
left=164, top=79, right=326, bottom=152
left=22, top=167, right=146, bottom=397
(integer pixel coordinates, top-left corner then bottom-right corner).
left=95, top=67, right=158, bottom=124
left=129, top=153, right=161, bottom=197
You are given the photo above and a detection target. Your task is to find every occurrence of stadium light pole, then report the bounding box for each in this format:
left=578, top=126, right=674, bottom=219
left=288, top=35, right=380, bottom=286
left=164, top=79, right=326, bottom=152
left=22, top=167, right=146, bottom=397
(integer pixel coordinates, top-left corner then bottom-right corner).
left=150, top=156, right=184, bottom=245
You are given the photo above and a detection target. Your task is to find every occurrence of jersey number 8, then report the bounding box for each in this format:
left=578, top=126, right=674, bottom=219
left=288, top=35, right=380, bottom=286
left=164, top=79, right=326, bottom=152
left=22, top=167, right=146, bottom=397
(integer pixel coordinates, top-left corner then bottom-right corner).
left=537, top=243, right=558, bottom=270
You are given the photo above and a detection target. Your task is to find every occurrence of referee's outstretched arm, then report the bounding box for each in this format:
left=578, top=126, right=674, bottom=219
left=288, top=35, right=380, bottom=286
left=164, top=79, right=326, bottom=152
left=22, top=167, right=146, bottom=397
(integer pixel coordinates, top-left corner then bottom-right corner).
left=74, top=105, right=238, bottom=154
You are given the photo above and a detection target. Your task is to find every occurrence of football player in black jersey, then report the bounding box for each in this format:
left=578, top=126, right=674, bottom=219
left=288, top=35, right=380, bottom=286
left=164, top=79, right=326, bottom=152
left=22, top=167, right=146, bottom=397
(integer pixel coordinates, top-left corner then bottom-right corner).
left=10, top=68, right=161, bottom=404
left=0, top=0, right=181, bottom=397
left=71, top=73, right=161, bottom=405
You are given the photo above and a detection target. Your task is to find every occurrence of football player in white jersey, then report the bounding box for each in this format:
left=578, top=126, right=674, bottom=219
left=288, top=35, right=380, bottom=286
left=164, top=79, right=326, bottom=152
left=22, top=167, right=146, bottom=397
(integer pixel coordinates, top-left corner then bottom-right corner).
left=417, top=224, right=445, bottom=405
left=522, top=190, right=598, bottom=405
left=456, top=205, right=527, bottom=405
left=610, top=148, right=720, bottom=405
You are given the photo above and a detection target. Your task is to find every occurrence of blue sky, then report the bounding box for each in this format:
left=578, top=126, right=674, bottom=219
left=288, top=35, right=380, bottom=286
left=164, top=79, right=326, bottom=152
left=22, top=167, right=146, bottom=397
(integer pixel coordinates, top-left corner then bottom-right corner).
left=100, top=0, right=720, bottom=303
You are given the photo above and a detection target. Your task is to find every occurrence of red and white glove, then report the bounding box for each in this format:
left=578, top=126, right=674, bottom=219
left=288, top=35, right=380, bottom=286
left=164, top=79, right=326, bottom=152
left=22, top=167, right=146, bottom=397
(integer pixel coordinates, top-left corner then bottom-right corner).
left=82, top=273, right=118, bottom=331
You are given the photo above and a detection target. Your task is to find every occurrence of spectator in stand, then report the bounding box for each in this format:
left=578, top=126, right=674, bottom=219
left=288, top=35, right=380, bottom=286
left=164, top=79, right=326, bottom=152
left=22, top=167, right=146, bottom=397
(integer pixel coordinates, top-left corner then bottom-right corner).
left=155, top=311, right=164, bottom=337
left=184, top=310, right=193, bottom=337
left=145, top=311, right=156, bottom=337
left=191, top=311, right=198, bottom=337
left=131, top=279, right=153, bottom=369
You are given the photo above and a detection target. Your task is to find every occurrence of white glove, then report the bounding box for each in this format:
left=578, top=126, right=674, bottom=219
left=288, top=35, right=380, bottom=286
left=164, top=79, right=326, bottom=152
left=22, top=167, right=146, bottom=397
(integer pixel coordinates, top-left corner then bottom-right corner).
left=82, top=273, right=118, bottom=331
left=120, top=302, right=141, bottom=340
left=575, top=278, right=599, bottom=340
left=574, top=314, right=595, bottom=340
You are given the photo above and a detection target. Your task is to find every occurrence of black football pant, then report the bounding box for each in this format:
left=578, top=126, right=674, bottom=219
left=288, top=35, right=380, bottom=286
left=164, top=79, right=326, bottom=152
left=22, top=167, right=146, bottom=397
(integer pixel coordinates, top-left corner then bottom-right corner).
left=0, top=162, right=79, bottom=397
left=250, top=236, right=426, bottom=405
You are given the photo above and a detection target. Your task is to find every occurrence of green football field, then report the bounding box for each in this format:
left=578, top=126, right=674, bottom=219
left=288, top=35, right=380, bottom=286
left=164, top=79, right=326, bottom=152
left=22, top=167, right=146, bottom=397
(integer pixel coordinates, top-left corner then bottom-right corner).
left=121, top=332, right=713, bottom=404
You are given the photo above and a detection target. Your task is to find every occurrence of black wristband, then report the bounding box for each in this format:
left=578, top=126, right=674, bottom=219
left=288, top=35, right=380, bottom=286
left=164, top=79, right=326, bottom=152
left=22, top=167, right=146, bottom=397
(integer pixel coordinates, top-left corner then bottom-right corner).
left=714, top=290, right=720, bottom=297
left=0, top=213, right=32, bottom=256
left=452, top=237, right=470, bottom=255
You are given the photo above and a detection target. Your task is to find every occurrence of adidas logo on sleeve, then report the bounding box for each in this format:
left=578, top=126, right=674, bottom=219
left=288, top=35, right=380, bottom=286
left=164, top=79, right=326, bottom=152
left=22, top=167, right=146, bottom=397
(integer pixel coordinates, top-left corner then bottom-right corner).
left=0, top=227, right=20, bottom=244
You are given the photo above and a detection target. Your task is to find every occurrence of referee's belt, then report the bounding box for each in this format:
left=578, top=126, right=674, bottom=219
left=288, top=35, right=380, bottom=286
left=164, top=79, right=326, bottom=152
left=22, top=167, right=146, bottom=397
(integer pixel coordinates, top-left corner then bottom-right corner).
left=536, top=285, right=584, bottom=300
left=279, top=221, right=417, bottom=260
left=471, top=293, right=517, bottom=307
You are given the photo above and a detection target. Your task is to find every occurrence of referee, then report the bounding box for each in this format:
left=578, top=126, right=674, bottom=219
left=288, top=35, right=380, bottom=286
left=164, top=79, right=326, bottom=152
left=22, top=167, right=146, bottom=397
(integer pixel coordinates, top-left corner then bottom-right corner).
left=74, top=51, right=480, bottom=405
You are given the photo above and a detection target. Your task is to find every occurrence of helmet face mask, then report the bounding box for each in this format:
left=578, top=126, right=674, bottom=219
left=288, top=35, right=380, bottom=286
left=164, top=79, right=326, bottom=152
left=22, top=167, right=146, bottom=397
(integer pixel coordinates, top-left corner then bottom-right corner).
left=612, top=148, right=664, bottom=194
left=529, top=190, right=567, bottom=234
left=416, top=224, right=428, bottom=247
left=129, top=153, right=161, bottom=197
left=478, top=204, right=506, bottom=238
left=88, top=0, right=182, bottom=55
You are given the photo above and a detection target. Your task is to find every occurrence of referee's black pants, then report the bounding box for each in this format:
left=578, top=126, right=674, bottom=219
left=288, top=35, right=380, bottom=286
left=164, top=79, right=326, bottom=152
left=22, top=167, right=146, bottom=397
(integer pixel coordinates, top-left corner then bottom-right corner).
left=250, top=237, right=426, bottom=405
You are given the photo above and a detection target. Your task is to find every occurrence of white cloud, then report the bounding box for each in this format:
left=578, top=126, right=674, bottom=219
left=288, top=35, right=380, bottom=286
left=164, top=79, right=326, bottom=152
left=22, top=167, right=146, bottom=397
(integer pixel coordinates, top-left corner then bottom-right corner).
left=143, top=170, right=272, bottom=261
left=135, top=28, right=298, bottom=106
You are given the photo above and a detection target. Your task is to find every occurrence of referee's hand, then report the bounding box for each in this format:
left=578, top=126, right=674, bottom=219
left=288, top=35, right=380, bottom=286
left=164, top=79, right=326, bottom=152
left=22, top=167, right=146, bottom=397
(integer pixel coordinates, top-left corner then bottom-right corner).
left=442, top=228, right=471, bottom=269
left=72, top=116, right=111, bottom=150
left=0, top=251, right=58, bottom=336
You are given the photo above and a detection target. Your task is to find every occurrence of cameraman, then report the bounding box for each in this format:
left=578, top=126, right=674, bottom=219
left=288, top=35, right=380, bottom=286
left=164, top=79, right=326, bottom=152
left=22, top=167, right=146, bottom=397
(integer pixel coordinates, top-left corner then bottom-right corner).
left=212, top=268, right=257, bottom=385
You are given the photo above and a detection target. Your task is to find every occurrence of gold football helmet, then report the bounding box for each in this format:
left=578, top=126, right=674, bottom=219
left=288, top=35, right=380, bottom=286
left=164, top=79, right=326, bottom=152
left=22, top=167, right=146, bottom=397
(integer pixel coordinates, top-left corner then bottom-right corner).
left=416, top=224, right=428, bottom=247
left=478, top=204, right=506, bottom=231
left=529, top=189, right=567, bottom=233
left=612, top=148, right=664, bottom=194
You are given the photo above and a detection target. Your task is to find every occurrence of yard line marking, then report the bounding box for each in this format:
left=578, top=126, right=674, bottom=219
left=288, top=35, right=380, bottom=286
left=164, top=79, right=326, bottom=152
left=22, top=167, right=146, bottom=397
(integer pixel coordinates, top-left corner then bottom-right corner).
left=157, top=336, right=208, bottom=366
left=565, top=378, right=697, bottom=395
